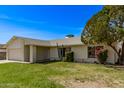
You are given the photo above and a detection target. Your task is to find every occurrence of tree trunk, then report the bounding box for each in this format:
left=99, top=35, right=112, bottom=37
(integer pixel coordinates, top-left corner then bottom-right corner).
left=121, top=41, right=124, bottom=64
left=109, top=44, right=122, bottom=64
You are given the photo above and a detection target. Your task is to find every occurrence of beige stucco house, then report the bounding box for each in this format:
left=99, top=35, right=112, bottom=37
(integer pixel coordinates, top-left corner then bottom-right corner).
left=5, top=36, right=118, bottom=64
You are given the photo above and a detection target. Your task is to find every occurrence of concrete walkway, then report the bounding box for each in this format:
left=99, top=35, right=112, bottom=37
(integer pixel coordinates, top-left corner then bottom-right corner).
left=0, top=60, right=30, bottom=64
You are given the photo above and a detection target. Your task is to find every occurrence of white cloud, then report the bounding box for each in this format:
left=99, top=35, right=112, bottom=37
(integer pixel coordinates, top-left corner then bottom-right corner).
left=0, top=14, right=47, bottom=24
left=15, top=18, right=47, bottom=24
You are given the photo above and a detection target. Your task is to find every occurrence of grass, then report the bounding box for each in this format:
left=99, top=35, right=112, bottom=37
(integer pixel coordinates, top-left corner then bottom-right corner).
left=0, top=62, right=124, bottom=88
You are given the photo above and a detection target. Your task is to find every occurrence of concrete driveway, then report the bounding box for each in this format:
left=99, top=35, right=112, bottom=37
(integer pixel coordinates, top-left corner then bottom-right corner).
left=0, top=60, right=29, bottom=64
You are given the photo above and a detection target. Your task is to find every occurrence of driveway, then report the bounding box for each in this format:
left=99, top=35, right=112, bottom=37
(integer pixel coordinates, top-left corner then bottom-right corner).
left=0, top=60, right=29, bottom=64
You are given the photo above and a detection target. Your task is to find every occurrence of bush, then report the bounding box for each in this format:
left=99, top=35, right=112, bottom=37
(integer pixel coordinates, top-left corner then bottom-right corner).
left=97, top=50, right=108, bottom=64
left=65, top=52, right=74, bottom=62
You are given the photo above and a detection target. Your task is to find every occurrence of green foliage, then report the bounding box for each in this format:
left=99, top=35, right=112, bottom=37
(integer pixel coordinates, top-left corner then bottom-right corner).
left=65, top=52, right=74, bottom=62
left=81, top=5, right=124, bottom=64
left=97, top=50, right=108, bottom=64
left=81, top=6, right=124, bottom=45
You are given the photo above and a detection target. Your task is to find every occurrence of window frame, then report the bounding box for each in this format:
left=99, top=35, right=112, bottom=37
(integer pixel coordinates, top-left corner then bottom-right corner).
left=88, top=46, right=104, bottom=58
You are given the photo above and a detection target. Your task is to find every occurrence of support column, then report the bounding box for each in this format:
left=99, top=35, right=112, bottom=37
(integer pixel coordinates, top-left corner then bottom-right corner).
left=33, top=46, right=36, bottom=62
left=30, top=45, right=34, bottom=63
left=30, top=45, right=36, bottom=63
left=6, top=48, right=8, bottom=60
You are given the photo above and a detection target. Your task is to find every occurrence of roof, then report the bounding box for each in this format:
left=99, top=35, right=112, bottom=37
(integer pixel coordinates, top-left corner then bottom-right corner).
left=50, top=37, right=83, bottom=46
left=0, top=44, right=6, bottom=49
left=7, top=36, right=84, bottom=47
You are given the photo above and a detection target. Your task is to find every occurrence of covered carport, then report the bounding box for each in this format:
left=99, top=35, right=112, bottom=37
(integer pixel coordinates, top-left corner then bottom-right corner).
left=0, top=44, right=6, bottom=60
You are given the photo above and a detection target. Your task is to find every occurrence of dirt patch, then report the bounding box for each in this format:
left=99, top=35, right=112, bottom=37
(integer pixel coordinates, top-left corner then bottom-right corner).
left=58, top=79, right=108, bottom=88
left=49, top=77, right=109, bottom=88
left=49, top=77, right=124, bottom=88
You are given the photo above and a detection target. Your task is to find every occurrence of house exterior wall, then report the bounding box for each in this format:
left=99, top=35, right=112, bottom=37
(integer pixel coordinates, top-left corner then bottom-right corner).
left=49, top=46, right=96, bottom=62
left=50, top=47, right=59, bottom=60
left=104, top=45, right=117, bottom=64
left=36, top=46, right=50, bottom=61
left=71, top=45, right=98, bottom=62
left=71, top=45, right=117, bottom=63
left=7, top=39, right=24, bottom=61
left=71, top=45, right=88, bottom=62
left=6, top=36, right=118, bottom=64
left=0, top=49, right=6, bottom=52
left=49, top=45, right=117, bottom=64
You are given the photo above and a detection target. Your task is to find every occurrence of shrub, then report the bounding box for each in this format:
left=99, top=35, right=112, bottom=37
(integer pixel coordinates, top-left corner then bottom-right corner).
left=65, top=52, right=74, bottom=62
left=97, top=50, right=108, bottom=64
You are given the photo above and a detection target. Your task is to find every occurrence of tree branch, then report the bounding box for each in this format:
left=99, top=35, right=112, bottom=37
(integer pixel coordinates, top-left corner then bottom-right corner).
left=109, top=44, right=121, bottom=58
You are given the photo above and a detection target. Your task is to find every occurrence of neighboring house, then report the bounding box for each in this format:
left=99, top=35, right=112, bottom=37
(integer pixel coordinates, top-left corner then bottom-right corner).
left=0, top=44, right=6, bottom=60
left=6, top=36, right=118, bottom=64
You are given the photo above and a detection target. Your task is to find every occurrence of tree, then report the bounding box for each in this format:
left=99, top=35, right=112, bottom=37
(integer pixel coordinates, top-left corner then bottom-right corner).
left=81, top=6, right=124, bottom=64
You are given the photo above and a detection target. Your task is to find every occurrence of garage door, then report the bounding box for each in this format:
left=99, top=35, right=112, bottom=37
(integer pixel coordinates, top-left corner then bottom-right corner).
left=8, top=49, right=22, bottom=61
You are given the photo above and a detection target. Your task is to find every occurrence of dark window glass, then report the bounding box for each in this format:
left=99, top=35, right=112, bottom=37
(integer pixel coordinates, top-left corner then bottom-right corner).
left=88, top=46, right=104, bottom=58
left=88, top=46, right=95, bottom=58
left=58, top=48, right=66, bottom=57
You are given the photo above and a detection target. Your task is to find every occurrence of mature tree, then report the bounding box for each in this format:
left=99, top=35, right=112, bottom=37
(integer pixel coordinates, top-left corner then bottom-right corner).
left=81, top=6, right=124, bottom=64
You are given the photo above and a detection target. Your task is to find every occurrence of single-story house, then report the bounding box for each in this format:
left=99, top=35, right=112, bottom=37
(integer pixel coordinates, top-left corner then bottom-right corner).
left=0, top=44, right=6, bottom=60
left=5, top=36, right=118, bottom=64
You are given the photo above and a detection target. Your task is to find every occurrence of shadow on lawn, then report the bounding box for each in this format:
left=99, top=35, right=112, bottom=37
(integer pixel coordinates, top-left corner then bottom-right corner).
left=33, top=60, right=61, bottom=64
left=32, top=60, right=124, bottom=70
left=104, top=64, right=124, bottom=70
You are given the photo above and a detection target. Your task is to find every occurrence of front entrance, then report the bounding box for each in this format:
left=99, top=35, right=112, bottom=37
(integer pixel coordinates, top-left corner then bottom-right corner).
left=24, top=45, right=50, bottom=62
left=58, top=48, right=66, bottom=60
left=58, top=47, right=71, bottom=60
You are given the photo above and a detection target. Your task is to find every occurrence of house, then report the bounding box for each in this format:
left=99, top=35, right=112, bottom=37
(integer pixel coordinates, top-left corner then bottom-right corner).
left=0, top=44, right=6, bottom=60
left=6, top=36, right=118, bottom=64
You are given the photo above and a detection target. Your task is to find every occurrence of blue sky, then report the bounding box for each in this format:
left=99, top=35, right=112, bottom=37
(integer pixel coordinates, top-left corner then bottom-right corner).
left=0, top=5, right=103, bottom=44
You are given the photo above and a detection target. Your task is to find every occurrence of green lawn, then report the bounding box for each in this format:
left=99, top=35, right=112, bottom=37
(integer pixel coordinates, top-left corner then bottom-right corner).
left=0, top=62, right=124, bottom=88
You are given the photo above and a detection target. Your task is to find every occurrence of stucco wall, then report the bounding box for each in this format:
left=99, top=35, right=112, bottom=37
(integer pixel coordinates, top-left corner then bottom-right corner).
left=71, top=45, right=87, bottom=61
left=49, top=46, right=98, bottom=62
left=7, top=39, right=24, bottom=61
left=50, top=47, right=59, bottom=60
left=36, top=46, right=50, bottom=61
left=49, top=45, right=116, bottom=63
left=104, top=45, right=117, bottom=64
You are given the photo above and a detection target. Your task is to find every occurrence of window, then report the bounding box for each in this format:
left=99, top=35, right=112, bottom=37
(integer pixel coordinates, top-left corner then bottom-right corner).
left=88, top=46, right=103, bottom=58
left=95, top=46, right=104, bottom=57
left=58, top=47, right=71, bottom=58
left=88, top=46, right=95, bottom=58
left=58, top=48, right=66, bottom=57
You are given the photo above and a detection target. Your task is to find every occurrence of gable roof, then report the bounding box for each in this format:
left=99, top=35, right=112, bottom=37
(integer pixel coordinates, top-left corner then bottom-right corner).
left=0, top=44, right=6, bottom=49
left=7, top=36, right=83, bottom=47
left=50, top=37, right=83, bottom=46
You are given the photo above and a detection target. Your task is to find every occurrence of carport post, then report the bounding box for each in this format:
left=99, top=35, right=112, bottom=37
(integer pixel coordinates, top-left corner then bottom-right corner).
left=30, top=45, right=34, bottom=63
left=6, top=49, right=8, bottom=60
